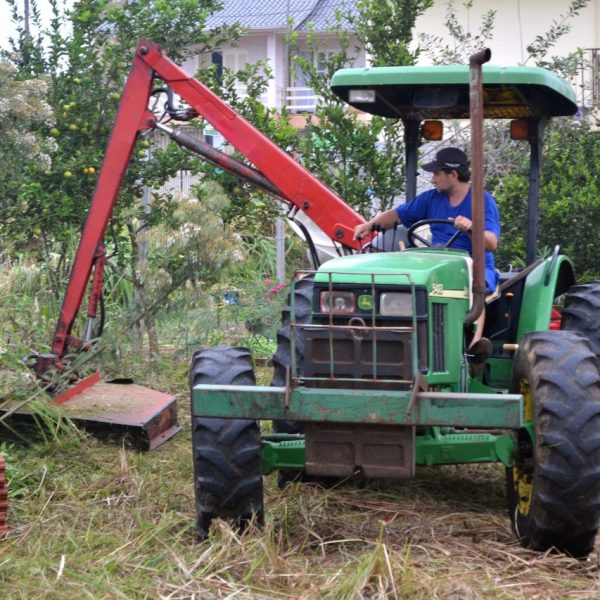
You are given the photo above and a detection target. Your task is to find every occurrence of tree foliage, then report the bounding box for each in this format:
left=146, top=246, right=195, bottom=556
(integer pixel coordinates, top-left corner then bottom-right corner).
left=0, top=0, right=239, bottom=257
left=419, top=0, right=496, bottom=66
left=0, top=59, right=54, bottom=227
left=490, top=119, right=600, bottom=277
left=419, top=0, right=589, bottom=79
left=523, top=0, right=589, bottom=79
left=352, top=0, right=433, bottom=67
left=0, top=0, right=249, bottom=354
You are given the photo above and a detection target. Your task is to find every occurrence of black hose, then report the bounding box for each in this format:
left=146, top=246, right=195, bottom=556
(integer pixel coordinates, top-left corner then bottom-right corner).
left=96, top=292, right=105, bottom=338
left=291, top=219, right=321, bottom=269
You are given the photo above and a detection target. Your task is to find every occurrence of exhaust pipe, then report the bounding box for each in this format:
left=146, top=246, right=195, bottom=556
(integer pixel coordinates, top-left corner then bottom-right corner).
left=465, top=48, right=491, bottom=327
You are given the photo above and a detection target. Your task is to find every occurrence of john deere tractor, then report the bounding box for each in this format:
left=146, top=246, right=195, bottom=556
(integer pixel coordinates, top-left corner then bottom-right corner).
left=190, top=49, right=600, bottom=557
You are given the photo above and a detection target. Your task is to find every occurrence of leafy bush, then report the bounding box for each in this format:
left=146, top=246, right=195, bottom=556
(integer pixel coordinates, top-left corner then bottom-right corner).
left=492, top=118, right=600, bottom=277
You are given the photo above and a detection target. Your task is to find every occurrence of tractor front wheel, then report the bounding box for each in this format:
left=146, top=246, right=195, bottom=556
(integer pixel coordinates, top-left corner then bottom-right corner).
left=190, top=346, right=263, bottom=539
left=506, top=330, right=600, bottom=558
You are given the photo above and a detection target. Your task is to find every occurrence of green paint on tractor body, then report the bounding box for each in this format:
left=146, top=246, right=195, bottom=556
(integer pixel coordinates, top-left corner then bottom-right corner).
left=190, top=62, right=580, bottom=480
left=191, top=58, right=600, bottom=558
left=192, top=247, right=527, bottom=472
left=191, top=246, right=576, bottom=474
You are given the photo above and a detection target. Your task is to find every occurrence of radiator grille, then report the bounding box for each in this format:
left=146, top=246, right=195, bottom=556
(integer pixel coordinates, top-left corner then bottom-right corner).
left=432, top=303, right=445, bottom=372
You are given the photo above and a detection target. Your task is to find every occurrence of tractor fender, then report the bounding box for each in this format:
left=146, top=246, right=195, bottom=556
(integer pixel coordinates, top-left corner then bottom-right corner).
left=516, top=254, right=575, bottom=341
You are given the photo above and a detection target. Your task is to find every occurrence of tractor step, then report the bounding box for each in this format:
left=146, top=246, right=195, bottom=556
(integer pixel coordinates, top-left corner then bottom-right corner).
left=2, top=372, right=181, bottom=451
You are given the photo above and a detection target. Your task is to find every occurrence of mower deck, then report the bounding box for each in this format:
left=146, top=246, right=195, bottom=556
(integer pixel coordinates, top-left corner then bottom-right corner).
left=3, top=372, right=181, bottom=450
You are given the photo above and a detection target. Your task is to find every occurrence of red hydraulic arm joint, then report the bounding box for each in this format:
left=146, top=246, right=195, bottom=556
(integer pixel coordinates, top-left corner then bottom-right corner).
left=39, top=39, right=369, bottom=375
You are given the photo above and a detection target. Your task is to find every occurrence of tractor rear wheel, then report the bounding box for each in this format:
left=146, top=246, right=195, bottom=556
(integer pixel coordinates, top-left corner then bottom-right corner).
left=506, top=330, right=600, bottom=557
left=271, top=275, right=314, bottom=388
left=270, top=276, right=344, bottom=487
left=271, top=277, right=313, bottom=485
left=562, top=280, right=600, bottom=366
left=190, top=346, right=263, bottom=539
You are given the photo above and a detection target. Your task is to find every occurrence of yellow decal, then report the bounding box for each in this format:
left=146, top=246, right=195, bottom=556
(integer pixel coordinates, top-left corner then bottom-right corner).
left=429, top=285, right=469, bottom=299
left=430, top=283, right=444, bottom=296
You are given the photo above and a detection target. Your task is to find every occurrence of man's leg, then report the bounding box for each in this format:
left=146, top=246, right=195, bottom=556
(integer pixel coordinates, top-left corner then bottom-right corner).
left=468, top=307, right=492, bottom=375
left=470, top=307, right=485, bottom=347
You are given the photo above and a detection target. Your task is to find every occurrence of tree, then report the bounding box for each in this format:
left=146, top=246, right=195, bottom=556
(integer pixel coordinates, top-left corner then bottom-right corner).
left=0, top=0, right=245, bottom=355
left=420, top=0, right=589, bottom=80
left=491, top=119, right=600, bottom=277
left=1, top=0, right=240, bottom=249
left=0, top=59, right=54, bottom=239
left=353, top=0, right=433, bottom=67
left=419, top=0, right=497, bottom=66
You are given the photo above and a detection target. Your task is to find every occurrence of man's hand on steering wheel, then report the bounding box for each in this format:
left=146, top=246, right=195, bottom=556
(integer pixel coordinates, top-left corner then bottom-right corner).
left=453, top=215, right=472, bottom=234
left=406, top=218, right=466, bottom=248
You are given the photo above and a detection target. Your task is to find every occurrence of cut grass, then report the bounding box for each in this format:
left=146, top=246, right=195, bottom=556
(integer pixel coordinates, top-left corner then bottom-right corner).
left=0, top=353, right=599, bottom=599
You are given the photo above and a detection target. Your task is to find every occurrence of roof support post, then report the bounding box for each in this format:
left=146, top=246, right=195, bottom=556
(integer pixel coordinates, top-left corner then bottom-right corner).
left=404, top=119, right=421, bottom=201
left=526, top=117, right=547, bottom=265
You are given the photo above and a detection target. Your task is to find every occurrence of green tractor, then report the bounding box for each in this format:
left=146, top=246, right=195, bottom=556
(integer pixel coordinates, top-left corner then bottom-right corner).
left=190, top=50, right=600, bottom=557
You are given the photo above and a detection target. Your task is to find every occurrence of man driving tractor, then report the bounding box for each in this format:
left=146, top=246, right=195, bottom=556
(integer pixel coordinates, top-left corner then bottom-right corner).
left=353, top=146, right=500, bottom=361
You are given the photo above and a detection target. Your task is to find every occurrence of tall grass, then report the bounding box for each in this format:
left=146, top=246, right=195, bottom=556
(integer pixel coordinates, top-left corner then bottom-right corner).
left=3, top=219, right=597, bottom=597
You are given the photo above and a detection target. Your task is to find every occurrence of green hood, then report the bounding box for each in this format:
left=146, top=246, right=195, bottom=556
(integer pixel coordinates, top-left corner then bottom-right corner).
left=315, top=249, right=471, bottom=297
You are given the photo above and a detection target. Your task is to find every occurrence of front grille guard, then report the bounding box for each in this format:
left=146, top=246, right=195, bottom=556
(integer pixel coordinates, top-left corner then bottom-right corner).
left=290, top=270, right=420, bottom=387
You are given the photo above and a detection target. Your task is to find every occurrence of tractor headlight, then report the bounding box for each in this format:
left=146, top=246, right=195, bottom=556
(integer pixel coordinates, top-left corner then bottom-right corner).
left=380, top=292, right=412, bottom=317
left=320, top=290, right=355, bottom=314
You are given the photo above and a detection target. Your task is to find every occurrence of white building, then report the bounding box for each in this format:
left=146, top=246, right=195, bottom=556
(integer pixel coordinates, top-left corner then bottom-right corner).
left=195, top=0, right=600, bottom=111
left=416, top=0, right=600, bottom=108
left=194, top=0, right=364, bottom=116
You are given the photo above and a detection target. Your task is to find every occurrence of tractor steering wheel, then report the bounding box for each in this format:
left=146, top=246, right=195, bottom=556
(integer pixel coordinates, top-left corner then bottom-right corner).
left=406, top=218, right=462, bottom=248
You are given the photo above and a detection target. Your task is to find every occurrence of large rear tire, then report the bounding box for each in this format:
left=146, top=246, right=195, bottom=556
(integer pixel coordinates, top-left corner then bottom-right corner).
left=506, top=330, right=600, bottom=557
left=562, top=281, right=600, bottom=366
left=190, top=346, right=263, bottom=539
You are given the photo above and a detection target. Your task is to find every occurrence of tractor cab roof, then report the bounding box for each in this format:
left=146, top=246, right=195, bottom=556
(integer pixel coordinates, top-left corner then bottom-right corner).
left=330, top=65, right=578, bottom=120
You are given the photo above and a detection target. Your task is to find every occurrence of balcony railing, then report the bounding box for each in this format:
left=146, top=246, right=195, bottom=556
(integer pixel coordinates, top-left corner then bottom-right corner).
left=577, top=48, right=600, bottom=109
left=286, top=86, right=320, bottom=113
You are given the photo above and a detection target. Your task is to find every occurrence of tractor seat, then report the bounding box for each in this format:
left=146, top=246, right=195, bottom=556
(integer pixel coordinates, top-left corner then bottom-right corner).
left=483, top=259, right=545, bottom=343
left=498, top=259, right=544, bottom=294
left=485, top=259, right=544, bottom=307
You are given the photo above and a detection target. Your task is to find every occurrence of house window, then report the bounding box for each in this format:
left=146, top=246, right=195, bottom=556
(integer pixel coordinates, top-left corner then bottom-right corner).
left=223, top=50, right=248, bottom=72
left=316, top=52, right=335, bottom=76
left=288, top=50, right=335, bottom=112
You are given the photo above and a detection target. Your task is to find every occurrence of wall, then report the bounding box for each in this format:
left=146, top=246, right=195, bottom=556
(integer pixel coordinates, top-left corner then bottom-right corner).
left=415, top=0, right=599, bottom=65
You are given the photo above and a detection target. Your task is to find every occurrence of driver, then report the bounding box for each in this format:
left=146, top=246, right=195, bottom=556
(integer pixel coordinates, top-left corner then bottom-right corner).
left=352, top=147, right=500, bottom=355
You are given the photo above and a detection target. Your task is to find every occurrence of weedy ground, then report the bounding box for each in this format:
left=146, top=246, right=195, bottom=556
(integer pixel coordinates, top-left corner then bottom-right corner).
left=0, top=354, right=599, bottom=599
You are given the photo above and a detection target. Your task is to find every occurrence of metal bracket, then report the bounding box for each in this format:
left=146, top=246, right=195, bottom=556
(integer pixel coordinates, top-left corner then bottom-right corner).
left=284, top=365, right=292, bottom=409
left=406, top=372, right=429, bottom=415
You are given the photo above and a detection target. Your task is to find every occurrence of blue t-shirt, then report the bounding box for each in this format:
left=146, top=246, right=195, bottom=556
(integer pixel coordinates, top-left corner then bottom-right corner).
left=396, top=188, right=501, bottom=293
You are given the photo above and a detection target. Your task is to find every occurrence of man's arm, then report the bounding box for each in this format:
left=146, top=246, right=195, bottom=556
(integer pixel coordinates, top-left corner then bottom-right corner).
left=453, top=215, right=498, bottom=251
left=353, top=208, right=401, bottom=240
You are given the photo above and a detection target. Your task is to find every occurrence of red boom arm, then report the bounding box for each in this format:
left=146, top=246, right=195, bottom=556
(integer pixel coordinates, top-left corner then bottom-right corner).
left=43, top=39, right=368, bottom=370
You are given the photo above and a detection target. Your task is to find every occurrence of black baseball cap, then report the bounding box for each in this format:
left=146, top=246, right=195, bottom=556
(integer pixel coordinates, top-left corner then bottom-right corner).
left=422, top=147, right=469, bottom=172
